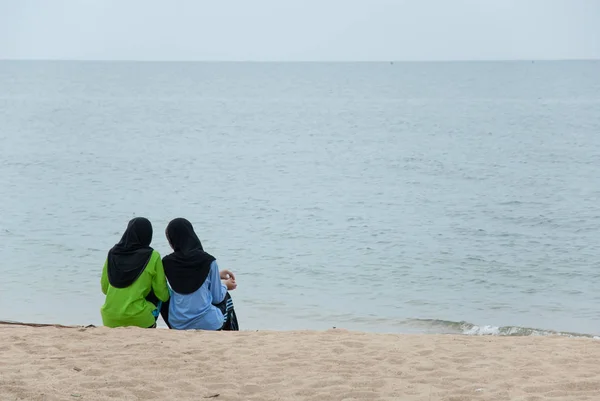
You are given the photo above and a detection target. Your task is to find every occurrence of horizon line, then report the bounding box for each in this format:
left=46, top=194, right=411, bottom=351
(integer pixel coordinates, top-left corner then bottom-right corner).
left=1, top=57, right=599, bottom=63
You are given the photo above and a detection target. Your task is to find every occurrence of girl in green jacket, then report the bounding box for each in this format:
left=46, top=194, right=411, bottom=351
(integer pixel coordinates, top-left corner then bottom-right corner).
left=100, top=217, right=170, bottom=328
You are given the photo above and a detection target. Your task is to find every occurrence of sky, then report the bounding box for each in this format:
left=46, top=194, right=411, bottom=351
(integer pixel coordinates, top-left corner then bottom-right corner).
left=0, top=0, right=599, bottom=61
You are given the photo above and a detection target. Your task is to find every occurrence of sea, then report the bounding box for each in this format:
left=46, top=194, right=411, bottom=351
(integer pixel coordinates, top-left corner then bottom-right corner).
left=1, top=60, right=599, bottom=336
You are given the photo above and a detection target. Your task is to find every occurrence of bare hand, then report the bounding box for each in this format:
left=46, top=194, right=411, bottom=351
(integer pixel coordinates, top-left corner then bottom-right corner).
left=220, top=269, right=236, bottom=281
left=223, top=278, right=237, bottom=291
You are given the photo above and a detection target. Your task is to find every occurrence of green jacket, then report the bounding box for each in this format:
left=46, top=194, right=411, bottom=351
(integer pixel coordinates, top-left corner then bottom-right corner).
left=101, top=250, right=170, bottom=328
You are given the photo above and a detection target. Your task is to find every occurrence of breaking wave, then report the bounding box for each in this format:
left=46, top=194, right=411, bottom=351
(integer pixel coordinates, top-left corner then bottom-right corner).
left=406, top=318, right=600, bottom=338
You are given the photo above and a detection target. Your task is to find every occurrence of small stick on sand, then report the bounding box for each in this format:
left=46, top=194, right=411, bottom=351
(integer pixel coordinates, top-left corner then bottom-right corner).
left=0, top=320, right=94, bottom=329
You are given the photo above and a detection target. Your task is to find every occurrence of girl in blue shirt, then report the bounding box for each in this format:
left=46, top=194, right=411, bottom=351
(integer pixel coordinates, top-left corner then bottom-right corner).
left=162, top=218, right=239, bottom=331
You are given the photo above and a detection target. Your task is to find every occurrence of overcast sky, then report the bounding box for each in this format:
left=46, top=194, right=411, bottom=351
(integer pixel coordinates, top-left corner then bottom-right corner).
left=0, top=0, right=598, bottom=61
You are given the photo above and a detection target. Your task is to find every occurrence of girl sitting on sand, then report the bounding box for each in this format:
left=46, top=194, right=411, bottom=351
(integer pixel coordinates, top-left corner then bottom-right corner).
left=162, top=218, right=239, bottom=331
left=100, top=217, right=170, bottom=328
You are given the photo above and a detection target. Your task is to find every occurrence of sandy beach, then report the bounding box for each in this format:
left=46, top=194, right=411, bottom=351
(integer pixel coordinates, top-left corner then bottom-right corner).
left=1, top=324, right=599, bottom=400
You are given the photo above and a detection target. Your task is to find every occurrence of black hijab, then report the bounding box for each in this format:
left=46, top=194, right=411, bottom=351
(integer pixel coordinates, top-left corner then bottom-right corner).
left=162, top=218, right=216, bottom=294
left=106, top=217, right=154, bottom=288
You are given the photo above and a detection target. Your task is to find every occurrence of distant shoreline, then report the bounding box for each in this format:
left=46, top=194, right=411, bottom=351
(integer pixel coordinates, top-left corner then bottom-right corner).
left=1, top=58, right=598, bottom=63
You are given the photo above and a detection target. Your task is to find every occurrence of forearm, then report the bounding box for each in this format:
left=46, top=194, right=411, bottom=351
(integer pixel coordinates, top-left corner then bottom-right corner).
left=101, top=260, right=109, bottom=294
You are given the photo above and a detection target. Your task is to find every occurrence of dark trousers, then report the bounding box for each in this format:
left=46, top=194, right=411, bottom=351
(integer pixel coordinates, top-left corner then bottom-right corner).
left=214, top=292, right=239, bottom=331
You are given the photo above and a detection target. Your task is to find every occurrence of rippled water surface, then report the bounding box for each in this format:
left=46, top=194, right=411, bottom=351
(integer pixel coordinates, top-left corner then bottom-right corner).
left=1, top=61, right=599, bottom=335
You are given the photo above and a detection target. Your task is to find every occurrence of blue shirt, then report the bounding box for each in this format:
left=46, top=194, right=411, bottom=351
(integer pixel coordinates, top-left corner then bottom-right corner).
left=168, top=260, right=228, bottom=330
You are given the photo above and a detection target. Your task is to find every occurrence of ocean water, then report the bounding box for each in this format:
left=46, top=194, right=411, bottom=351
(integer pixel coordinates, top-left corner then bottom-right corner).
left=1, top=60, right=599, bottom=336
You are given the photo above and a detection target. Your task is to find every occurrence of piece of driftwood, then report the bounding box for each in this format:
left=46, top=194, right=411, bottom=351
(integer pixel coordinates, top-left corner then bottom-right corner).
left=0, top=320, right=95, bottom=329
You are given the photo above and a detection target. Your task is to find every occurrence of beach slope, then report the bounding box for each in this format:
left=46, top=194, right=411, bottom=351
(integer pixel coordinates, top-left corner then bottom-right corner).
left=1, top=325, right=599, bottom=400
